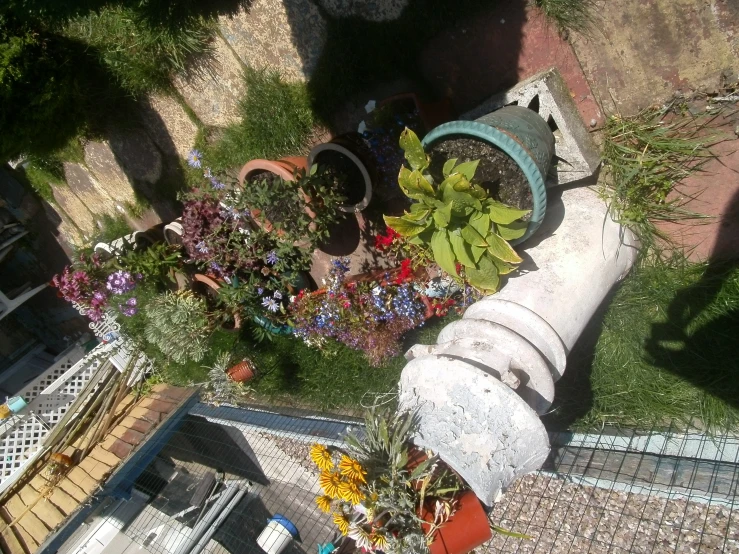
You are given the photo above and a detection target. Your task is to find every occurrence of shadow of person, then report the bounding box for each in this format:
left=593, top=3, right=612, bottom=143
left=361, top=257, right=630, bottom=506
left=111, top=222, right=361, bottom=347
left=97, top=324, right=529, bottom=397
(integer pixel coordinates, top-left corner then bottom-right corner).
left=644, top=188, right=739, bottom=419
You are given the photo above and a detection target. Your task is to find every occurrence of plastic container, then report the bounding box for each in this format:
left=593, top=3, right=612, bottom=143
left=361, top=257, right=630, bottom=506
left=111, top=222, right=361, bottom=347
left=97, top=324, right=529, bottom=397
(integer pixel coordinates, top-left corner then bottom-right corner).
left=257, top=515, right=298, bottom=554
left=6, top=396, right=26, bottom=413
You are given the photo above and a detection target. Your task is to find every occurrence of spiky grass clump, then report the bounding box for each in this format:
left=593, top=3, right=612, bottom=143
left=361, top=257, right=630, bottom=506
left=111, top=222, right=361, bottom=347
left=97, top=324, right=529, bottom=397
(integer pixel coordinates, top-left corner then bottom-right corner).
left=600, top=105, right=713, bottom=258
left=535, top=0, right=596, bottom=35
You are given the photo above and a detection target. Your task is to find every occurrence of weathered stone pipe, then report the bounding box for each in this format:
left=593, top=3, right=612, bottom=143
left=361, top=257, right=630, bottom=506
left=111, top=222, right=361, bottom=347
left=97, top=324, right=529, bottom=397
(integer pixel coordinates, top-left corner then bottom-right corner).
left=399, top=186, right=637, bottom=506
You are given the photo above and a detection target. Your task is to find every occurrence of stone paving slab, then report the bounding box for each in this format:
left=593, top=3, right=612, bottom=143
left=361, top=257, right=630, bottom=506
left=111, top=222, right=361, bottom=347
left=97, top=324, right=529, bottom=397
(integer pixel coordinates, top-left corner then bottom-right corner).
left=656, top=112, right=739, bottom=261
left=218, top=0, right=326, bottom=82
left=140, top=93, right=199, bottom=159
left=174, top=35, right=246, bottom=127
left=51, top=185, right=96, bottom=237
left=571, top=0, right=738, bottom=117
left=420, top=2, right=602, bottom=128
left=63, top=162, right=117, bottom=218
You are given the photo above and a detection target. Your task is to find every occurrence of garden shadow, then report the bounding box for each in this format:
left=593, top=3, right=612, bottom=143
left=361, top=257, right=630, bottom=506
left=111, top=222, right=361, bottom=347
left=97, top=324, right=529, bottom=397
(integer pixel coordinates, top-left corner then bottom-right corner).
left=282, top=0, right=526, bottom=129
left=644, top=188, right=739, bottom=418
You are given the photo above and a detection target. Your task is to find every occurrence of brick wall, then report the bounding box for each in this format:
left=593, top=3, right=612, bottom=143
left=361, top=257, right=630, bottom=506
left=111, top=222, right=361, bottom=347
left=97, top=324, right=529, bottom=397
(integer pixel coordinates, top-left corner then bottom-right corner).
left=0, top=384, right=196, bottom=554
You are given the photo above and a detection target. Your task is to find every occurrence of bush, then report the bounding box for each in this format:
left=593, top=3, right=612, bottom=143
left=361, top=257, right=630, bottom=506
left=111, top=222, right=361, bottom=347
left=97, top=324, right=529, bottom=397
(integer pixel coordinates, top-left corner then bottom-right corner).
left=205, top=68, right=317, bottom=171
left=0, top=20, right=93, bottom=160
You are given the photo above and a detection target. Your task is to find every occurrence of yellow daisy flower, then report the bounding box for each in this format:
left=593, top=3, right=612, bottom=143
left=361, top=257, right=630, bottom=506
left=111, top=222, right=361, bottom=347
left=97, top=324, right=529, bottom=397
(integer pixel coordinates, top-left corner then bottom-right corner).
left=371, top=532, right=388, bottom=550
left=338, top=479, right=365, bottom=505
left=338, top=454, right=367, bottom=483
left=333, top=512, right=351, bottom=535
left=315, top=495, right=333, bottom=513
left=310, top=444, right=334, bottom=471
left=319, top=470, right=342, bottom=498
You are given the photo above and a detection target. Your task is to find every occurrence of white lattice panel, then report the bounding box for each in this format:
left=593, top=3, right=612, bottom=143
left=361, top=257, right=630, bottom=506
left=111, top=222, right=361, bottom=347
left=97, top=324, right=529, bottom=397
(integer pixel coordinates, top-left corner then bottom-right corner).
left=0, top=415, right=49, bottom=479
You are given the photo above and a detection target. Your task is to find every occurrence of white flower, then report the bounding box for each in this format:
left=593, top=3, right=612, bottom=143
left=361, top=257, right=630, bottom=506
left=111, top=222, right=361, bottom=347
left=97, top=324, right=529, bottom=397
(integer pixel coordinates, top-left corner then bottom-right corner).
left=372, top=286, right=382, bottom=296
left=348, top=524, right=372, bottom=550
left=289, top=295, right=296, bottom=303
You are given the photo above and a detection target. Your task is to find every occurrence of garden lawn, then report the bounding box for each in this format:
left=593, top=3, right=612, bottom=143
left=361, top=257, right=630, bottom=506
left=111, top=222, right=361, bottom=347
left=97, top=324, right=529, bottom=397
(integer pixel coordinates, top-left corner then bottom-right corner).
left=550, top=259, right=739, bottom=432
left=160, top=315, right=455, bottom=414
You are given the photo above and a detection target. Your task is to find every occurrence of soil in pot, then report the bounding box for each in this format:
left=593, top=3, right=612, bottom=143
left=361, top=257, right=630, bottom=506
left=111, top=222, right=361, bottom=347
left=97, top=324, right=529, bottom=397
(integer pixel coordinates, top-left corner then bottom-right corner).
left=315, top=149, right=366, bottom=206
left=428, top=136, right=533, bottom=217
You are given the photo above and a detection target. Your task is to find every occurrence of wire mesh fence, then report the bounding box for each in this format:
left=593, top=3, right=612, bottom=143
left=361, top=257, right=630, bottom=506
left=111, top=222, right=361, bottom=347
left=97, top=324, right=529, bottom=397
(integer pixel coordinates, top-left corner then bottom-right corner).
left=66, top=404, right=739, bottom=554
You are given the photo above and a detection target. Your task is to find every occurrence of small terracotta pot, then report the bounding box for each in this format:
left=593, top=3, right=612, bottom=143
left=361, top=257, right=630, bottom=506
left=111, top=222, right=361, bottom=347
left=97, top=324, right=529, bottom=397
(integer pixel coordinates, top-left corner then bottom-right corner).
left=227, top=360, right=255, bottom=383
left=50, top=452, right=74, bottom=468
left=421, top=491, right=492, bottom=554
left=379, top=92, right=454, bottom=134
left=192, top=273, right=242, bottom=330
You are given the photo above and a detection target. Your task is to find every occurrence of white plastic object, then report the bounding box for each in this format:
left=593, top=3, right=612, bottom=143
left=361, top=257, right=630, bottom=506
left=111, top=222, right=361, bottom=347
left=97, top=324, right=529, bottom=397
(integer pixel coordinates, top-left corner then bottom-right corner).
left=256, top=519, right=295, bottom=554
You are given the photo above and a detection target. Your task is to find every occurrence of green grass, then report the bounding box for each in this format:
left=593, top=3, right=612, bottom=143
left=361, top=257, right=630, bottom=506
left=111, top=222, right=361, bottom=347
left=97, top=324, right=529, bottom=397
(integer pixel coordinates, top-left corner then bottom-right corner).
left=61, top=5, right=216, bottom=95
left=157, top=316, right=456, bottom=413
left=549, top=259, right=739, bottom=432
left=95, top=213, right=134, bottom=244
left=534, top=0, right=595, bottom=34
left=202, top=68, right=318, bottom=173
left=600, top=106, right=714, bottom=258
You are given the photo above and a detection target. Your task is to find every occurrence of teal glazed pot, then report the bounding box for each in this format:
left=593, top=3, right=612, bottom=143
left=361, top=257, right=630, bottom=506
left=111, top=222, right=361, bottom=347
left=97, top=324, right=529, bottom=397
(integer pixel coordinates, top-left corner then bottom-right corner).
left=422, top=106, right=555, bottom=243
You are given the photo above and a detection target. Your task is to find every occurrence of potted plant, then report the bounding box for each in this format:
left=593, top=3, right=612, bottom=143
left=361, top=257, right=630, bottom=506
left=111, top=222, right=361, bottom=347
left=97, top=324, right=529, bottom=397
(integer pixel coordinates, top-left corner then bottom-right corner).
left=420, top=105, right=555, bottom=243
left=200, top=352, right=253, bottom=405
left=307, top=134, right=375, bottom=213
left=383, top=128, right=531, bottom=294
left=309, top=409, right=492, bottom=554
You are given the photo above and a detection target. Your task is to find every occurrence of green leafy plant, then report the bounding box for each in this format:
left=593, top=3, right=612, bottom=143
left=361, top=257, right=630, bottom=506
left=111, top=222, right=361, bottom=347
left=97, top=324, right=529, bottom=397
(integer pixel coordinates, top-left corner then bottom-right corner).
left=199, top=351, right=251, bottom=406
left=144, top=291, right=213, bottom=364
left=384, top=129, right=529, bottom=293
left=114, top=242, right=183, bottom=289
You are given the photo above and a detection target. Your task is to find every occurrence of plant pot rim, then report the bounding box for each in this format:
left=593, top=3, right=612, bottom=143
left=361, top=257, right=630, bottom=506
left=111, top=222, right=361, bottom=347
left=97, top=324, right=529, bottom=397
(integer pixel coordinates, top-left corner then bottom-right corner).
left=308, top=142, right=373, bottom=213
left=238, top=157, right=306, bottom=187
left=422, top=119, right=548, bottom=245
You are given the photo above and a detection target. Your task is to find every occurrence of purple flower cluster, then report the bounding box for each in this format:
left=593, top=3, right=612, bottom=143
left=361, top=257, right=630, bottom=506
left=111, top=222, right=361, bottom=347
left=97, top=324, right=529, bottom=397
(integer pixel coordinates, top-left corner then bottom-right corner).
left=106, top=271, right=136, bottom=295
left=119, top=297, right=138, bottom=317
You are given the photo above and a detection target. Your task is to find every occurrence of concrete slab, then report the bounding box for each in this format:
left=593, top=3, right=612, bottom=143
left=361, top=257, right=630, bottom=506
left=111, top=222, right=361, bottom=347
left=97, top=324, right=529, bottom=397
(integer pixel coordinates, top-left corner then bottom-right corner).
left=571, top=0, right=738, bottom=117
left=420, top=2, right=602, bottom=128
left=218, top=0, right=326, bottom=82
left=174, top=35, right=246, bottom=127
left=51, top=185, right=96, bottom=236
left=317, top=0, right=409, bottom=21
left=140, top=93, right=199, bottom=159
left=656, top=113, right=739, bottom=261
left=63, top=162, right=118, bottom=217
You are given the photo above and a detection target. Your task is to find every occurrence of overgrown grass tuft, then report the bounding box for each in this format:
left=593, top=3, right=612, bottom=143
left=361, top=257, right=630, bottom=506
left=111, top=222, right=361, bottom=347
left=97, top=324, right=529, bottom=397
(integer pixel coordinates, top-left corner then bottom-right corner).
left=535, top=0, right=596, bottom=34
left=203, top=68, right=318, bottom=173
left=553, top=259, right=739, bottom=432
left=600, top=106, right=714, bottom=258
left=95, top=213, right=134, bottom=244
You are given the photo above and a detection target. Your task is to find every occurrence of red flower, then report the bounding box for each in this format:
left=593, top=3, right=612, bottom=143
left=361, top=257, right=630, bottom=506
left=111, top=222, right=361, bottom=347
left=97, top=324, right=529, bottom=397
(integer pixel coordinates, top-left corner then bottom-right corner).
left=374, top=228, right=401, bottom=251
left=394, top=258, right=413, bottom=284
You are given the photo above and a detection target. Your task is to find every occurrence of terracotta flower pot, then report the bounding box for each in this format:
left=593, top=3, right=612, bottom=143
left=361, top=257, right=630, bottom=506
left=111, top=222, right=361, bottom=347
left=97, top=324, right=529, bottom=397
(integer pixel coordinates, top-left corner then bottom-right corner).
left=227, top=359, right=255, bottom=383
left=192, top=273, right=242, bottom=331
left=379, top=92, right=454, bottom=134
left=237, top=157, right=315, bottom=234
left=421, top=491, right=492, bottom=554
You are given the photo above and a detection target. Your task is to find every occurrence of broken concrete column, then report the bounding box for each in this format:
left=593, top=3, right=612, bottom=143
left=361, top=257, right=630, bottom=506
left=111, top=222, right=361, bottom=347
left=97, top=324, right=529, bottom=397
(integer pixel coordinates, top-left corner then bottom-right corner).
left=398, top=355, right=550, bottom=506
left=400, top=186, right=637, bottom=505
left=480, top=186, right=637, bottom=353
